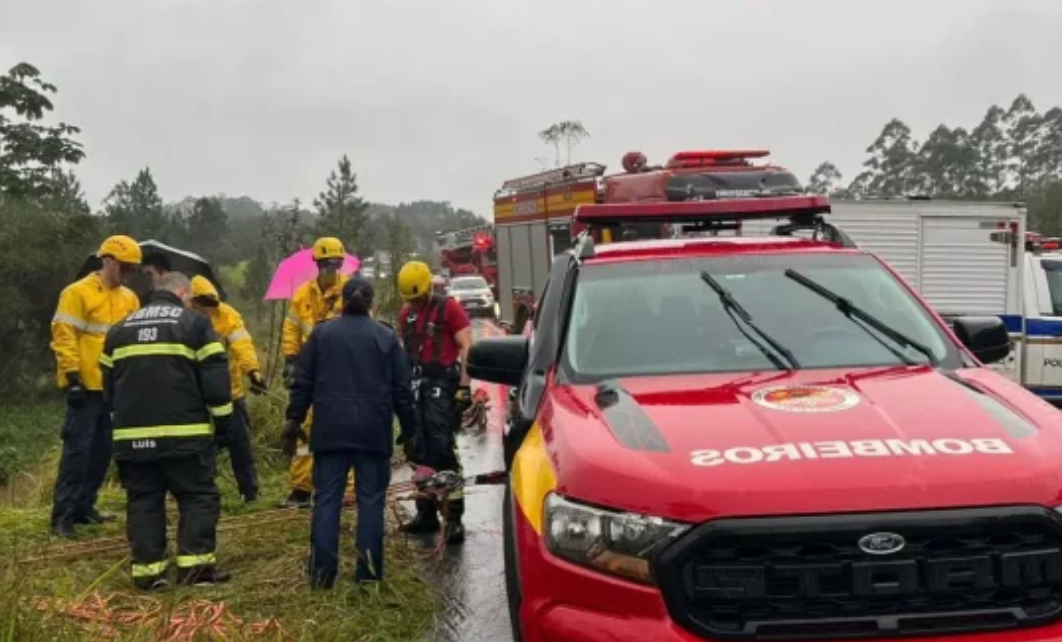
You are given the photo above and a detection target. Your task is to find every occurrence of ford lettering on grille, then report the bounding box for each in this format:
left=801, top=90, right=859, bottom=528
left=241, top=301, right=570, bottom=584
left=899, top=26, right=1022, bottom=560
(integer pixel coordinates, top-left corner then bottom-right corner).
left=694, top=549, right=1062, bottom=599
left=653, top=507, right=1062, bottom=640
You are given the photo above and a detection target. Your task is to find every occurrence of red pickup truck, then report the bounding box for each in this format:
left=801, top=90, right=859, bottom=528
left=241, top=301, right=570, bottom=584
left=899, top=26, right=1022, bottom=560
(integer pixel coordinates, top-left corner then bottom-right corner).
left=468, top=188, right=1062, bottom=642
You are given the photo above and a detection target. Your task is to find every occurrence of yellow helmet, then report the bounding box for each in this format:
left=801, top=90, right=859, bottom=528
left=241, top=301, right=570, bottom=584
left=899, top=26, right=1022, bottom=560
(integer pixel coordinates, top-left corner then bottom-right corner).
left=97, top=235, right=142, bottom=264
left=190, top=275, right=219, bottom=301
left=397, top=261, right=433, bottom=301
left=313, top=237, right=345, bottom=261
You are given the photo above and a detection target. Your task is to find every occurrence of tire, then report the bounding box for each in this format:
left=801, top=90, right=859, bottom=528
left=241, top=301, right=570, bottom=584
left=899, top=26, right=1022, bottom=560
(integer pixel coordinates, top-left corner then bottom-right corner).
left=503, top=480, right=524, bottom=642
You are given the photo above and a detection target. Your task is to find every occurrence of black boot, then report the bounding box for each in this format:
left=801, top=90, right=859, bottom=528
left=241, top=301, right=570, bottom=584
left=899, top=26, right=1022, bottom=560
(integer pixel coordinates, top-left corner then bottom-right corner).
left=444, top=519, right=466, bottom=545
left=51, top=519, right=77, bottom=539
left=76, top=507, right=116, bottom=525
left=133, top=575, right=169, bottom=591
left=443, top=498, right=466, bottom=545
left=176, top=566, right=232, bottom=587
left=400, top=501, right=440, bottom=534
left=278, top=489, right=312, bottom=509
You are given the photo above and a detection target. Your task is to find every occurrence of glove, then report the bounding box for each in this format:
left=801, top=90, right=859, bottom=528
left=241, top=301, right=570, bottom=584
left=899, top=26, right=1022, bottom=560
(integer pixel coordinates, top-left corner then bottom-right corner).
left=248, top=370, right=267, bottom=396
left=282, top=357, right=296, bottom=390
left=66, top=373, right=87, bottom=409
left=396, top=431, right=420, bottom=463
left=454, top=385, right=473, bottom=418
left=214, top=415, right=234, bottom=450
left=280, top=419, right=307, bottom=459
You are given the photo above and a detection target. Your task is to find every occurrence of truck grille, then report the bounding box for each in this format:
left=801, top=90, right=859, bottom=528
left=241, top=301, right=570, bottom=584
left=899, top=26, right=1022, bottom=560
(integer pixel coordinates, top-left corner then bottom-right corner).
left=653, top=506, right=1062, bottom=640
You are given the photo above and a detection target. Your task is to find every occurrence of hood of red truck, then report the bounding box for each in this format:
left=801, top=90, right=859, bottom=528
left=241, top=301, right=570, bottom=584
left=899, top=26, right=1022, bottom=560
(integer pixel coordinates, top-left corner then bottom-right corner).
left=545, top=366, right=1062, bottom=523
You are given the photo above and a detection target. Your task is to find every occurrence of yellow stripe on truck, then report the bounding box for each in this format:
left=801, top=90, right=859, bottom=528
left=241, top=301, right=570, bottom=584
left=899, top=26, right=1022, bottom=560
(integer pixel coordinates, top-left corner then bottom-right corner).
left=510, top=422, right=558, bottom=536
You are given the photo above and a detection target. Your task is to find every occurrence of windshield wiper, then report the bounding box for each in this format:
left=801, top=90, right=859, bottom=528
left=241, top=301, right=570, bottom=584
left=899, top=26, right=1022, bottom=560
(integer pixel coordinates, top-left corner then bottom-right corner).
left=699, top=271, right=800, bottom=370
left=784, top=269, right=939, bottom=367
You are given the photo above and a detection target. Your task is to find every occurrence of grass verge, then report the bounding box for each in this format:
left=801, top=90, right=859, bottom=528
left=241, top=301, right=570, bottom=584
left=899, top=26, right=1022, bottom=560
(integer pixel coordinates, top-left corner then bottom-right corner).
left=0, top=393, right=442, bottom=641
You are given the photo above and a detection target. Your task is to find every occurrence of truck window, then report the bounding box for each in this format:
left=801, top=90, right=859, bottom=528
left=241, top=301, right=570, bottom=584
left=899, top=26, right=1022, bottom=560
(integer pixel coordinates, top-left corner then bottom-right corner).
left=1041, top=261, right=1062, bottom=316
left=549, top=227, right=571, bottom=256
left=561, top=253, right=962, bottom=382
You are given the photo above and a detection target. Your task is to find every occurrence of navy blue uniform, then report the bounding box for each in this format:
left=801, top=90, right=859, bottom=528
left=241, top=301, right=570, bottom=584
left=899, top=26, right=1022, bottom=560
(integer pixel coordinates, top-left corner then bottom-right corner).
left=287, top=312, right=418, bottom=585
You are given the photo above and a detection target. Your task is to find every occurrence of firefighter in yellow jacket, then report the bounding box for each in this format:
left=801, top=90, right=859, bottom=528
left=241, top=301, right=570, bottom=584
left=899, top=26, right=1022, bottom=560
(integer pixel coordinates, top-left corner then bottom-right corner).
left=280, top=237, right=355, bottom=508
left=50, top=235, right=142, bottom=538
left=189, top=276, right=265, bottom=502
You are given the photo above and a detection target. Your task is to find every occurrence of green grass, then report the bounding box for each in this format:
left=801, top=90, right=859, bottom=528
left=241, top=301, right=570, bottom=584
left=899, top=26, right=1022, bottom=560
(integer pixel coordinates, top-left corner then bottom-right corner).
left=0, top=399, right=63, bottom=493
left=0, top=393, right=442, bottom=641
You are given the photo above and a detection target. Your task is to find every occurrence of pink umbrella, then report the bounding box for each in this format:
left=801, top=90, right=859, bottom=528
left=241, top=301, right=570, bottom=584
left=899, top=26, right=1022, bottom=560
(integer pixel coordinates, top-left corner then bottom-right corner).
left=264, top=248, right=362, bottom=301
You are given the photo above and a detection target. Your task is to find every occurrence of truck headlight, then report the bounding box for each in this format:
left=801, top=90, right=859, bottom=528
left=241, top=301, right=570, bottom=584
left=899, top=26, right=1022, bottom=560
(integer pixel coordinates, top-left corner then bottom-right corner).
left=543, top=493, right=690, bottom=584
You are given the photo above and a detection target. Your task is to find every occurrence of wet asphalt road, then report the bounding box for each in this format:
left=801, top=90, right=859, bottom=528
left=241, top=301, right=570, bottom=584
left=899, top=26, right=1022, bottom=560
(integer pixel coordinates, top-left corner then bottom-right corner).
left=419, top=320, right=514, bottom=642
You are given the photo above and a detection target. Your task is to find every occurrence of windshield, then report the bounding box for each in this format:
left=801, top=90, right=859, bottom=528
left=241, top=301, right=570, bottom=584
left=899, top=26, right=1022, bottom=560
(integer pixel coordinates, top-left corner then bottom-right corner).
left=561, top=253, right=961, bottom=382
left=451, top=277, right=488, bottom=291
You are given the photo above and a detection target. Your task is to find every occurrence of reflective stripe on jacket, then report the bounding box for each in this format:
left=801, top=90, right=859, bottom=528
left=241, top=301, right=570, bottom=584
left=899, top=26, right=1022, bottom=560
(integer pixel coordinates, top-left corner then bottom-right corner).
left=208, top=302, right=260, bottom=400
left=281, top=275, right=349, bottom=358
left=101, top=290, right=233, bottom=462
left=50, top=272, right=140, bottom=391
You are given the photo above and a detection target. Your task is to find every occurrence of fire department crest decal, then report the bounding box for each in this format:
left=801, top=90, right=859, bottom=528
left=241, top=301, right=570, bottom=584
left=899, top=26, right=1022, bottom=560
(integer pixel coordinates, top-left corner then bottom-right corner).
left=751, top=385, right=861, bottom=413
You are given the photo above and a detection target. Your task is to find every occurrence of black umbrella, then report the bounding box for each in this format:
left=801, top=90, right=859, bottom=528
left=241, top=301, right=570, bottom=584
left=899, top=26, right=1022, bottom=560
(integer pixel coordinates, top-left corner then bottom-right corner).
left=76, top=239, right=228, bottom=302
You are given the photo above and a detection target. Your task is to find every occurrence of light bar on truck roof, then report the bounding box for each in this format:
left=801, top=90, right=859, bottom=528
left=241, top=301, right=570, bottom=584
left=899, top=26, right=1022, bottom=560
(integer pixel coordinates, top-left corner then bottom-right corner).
left=572, top=195, right=831, bottom=225
left=666, top=149, right=771, bottom=169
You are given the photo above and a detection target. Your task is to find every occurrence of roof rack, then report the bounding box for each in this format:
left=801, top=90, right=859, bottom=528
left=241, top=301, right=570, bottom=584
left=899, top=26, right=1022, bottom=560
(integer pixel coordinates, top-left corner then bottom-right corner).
left=570, top=195, right=856, bottom=262
left=573, top=195, right=832, bottom=226
left=497, top=162, right=606, bottom=194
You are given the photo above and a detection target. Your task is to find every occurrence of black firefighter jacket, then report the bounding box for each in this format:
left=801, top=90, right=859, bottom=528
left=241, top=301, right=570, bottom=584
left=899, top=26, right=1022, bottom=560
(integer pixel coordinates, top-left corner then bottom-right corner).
left=101, top=289, right=234, bottom=462
left=287, top=313, right=418, bottom=456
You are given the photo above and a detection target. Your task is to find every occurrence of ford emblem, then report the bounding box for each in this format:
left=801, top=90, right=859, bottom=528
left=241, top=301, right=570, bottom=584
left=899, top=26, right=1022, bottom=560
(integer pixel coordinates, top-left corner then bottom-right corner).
left=858, top=532, right=906, bottom=555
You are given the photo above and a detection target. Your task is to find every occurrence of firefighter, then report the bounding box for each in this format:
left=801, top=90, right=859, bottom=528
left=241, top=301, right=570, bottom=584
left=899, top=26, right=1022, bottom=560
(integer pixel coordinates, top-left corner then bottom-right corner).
left=279, top=237, right=355, bottom=508
left=432, top=274, right=447, bottom=295
left=49, top=234, right=142, bottom=539
left=189, top=276, right=265, bottom=502
left=284, top=276, right=420, bottom=587
left=395, top=260, right=474, bottom=543
left=100, top=271, right=233, bottom=590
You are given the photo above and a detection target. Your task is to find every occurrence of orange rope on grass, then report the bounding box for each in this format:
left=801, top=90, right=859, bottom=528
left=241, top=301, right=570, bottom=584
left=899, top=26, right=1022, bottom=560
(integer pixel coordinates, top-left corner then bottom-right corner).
left=31, top=590, right=292, bottom=641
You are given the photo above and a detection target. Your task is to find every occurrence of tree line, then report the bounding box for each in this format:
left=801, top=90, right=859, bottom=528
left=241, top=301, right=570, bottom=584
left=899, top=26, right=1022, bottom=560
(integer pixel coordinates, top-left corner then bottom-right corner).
left=807, top=94, right=1062, bottom=233
left=0, top=61, right=486, bottom=396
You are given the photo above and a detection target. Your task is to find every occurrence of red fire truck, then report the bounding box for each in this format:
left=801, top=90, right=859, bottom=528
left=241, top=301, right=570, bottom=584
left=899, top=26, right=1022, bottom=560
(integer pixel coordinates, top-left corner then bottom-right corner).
left=492, top=150, right=806, bottom=332
left=434, top=223, right=498, bottom=293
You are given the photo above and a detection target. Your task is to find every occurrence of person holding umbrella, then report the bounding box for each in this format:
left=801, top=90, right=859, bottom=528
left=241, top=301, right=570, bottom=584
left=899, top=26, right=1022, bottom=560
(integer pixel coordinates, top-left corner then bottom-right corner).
left=189, top=276, right=265, bottom=502
left=279, top=237, right=355, bottom=508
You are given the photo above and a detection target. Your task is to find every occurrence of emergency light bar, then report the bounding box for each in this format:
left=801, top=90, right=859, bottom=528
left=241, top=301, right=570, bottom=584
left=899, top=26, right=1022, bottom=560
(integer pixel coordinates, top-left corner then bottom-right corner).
left=667, top=149, right=771, bottom=169
left=573, top=195, right=831, bottom=225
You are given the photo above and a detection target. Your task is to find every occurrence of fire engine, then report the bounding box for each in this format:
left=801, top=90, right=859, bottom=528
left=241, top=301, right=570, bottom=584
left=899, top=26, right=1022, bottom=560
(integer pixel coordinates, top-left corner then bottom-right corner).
left=492, top=150, right=806, bottom=332
left=433, top=223, right=498, bottom=294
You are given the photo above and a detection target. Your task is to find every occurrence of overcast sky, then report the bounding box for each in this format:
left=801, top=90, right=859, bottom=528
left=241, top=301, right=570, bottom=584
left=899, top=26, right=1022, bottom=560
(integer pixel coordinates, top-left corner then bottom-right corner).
left=2, top=0, right=1060, bottom=217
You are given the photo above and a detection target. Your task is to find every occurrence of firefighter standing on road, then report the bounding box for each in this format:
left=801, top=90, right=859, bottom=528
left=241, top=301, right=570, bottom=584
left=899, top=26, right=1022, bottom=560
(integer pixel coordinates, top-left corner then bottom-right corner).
left=189, top=276, right=265, bottom=502
left=100, top=272, right=234, bottom=590
left=396, top=261, right=474, bottom=544
left=280, top=237, right=355, bottom=508
left=49, top=235, right=142, bottom=539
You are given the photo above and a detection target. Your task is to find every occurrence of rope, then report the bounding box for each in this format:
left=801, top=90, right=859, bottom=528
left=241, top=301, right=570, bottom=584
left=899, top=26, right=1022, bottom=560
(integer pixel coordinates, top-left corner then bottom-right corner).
left=31, top=591, right=291, bottom=641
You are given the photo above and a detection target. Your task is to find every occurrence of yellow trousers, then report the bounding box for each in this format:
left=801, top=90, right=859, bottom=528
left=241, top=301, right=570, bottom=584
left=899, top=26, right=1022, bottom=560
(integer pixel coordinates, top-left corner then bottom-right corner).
left=290, top=408, right=355, bottom=496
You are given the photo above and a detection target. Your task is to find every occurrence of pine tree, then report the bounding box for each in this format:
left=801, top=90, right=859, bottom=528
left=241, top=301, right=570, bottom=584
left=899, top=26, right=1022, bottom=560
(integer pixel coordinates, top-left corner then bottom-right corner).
left=313, top=155, right=370, bottom=257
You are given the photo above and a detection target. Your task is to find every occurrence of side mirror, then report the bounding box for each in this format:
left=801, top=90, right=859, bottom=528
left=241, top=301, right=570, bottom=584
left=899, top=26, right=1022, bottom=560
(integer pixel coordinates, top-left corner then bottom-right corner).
left=468, top=336, right=529, bottom=387
left=952, top=316, right=1011, bottom=365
